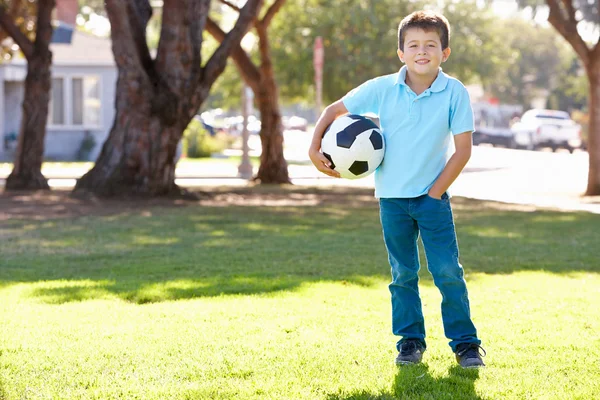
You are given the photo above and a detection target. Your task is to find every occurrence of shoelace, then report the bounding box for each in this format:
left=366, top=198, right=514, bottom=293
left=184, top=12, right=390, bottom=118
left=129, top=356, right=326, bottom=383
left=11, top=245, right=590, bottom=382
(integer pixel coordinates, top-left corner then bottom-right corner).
left=456, top=343, right=487, bottom=359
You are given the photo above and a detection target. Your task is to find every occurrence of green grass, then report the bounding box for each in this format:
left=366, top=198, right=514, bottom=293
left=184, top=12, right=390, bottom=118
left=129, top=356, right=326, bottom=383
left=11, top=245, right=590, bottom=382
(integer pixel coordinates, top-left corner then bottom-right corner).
left=1, top=187, right=599, bottom=399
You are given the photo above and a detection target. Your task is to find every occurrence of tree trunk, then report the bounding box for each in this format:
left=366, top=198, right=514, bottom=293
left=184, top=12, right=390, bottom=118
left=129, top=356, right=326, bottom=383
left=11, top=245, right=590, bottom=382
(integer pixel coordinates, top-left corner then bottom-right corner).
left=585, top=62, right=600, bottom=196
left=5, top=53, right=52, bottom=190
left=74, top=77, right=187, bottom=196
left=254, top=79, right=290, bottom=184
left=206, top=0, right=290, bottom=185
left=73, top=0, right=262, bottom=197
left=3, top=0, right=55, bottom=191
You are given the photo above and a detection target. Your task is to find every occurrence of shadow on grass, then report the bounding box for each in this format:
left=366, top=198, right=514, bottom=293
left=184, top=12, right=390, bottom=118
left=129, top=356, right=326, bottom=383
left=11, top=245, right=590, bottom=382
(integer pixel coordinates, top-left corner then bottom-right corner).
left=1, top=188, right=599, bottom=304
left=328, top=365, right=481, bottom=400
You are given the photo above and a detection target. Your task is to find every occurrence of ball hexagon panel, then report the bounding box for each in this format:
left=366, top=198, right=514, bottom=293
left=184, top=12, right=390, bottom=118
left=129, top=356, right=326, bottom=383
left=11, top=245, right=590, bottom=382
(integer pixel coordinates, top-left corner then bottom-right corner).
left=336, top=118, right=380, bottom=149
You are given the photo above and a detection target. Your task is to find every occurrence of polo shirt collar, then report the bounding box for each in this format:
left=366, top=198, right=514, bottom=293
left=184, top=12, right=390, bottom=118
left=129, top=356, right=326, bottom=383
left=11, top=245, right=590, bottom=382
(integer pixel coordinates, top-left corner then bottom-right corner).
left=394, top=65, right=448, bottom=92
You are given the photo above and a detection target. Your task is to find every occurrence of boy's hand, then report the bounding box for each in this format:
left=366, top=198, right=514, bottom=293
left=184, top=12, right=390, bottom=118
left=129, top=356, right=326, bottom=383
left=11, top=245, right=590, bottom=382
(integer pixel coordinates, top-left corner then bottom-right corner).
left=309, top=148, right=341, bottom=178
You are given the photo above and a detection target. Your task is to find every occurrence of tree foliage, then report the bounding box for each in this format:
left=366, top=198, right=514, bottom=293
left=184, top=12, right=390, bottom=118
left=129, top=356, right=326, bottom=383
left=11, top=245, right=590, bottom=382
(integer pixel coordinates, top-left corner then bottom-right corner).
left=485, top=18, right=579, bottom=106
left=0, top=0, right=37, bottom=59
left=264, top=0, right=507, bottom=105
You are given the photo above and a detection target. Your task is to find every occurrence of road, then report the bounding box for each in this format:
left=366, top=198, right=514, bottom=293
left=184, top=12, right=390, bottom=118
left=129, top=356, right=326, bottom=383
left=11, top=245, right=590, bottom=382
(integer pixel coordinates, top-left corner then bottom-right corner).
left=282, top=145, right=598, bottom=213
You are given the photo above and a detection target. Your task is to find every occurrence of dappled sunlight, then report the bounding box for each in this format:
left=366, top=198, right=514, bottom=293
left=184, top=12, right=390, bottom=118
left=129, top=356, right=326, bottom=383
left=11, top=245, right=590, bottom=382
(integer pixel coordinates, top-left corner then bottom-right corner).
left=462, top=226, right=524, bottom=239
left=200, top=238, right=240, bottom=248
left=132, top=235, right=180, bottom=245
left=530, top=214, right=579, bottom=223
left=1, top=189, right=599, bottom=304
left=5, top=269, right=598, bottom=306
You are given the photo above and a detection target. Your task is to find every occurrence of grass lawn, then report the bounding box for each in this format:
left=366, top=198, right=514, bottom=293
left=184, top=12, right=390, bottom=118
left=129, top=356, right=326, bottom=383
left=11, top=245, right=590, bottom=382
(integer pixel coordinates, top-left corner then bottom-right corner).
left=1, top=186, right=599, bottom=399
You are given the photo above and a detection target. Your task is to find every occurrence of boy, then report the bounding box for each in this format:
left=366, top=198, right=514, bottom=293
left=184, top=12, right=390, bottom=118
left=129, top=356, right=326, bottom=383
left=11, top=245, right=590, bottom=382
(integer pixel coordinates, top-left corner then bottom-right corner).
left=308, top=10, right=485, bottom=368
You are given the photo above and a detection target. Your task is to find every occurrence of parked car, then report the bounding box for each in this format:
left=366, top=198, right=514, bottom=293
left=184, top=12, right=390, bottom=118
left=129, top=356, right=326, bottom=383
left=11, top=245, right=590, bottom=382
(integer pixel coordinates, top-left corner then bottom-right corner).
left=282, top=116, right=308, bottom=131
left=472, top=126, right=514, bottom=148
left=510, top=109, right=582, bottom=152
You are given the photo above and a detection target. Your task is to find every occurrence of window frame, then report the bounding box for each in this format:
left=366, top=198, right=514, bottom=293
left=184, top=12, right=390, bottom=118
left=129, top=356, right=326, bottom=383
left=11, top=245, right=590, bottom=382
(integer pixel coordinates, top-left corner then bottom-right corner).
left=47, top=73, right=103, bottom=131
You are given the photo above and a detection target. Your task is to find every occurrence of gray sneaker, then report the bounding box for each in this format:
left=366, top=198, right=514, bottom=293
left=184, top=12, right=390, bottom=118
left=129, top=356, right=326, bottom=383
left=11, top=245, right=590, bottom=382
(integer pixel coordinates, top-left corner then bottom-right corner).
left=455, top=343, right=486, bottom=368
left=395, top=339, right=425, bottom=365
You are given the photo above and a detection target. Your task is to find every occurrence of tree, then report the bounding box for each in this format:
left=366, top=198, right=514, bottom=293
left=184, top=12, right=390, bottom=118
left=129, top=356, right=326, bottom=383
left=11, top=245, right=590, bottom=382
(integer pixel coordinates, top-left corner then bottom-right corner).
left=544, top=0, right=600, bottom=195
left=73, top=0, right=263, bottom=197
left=206, top=0, right=289, bottom=184
left=0, top=0, right=36, bottom=57
left=485, top=18, right=576, bottom=106
left=268, top=0, right=506, bottom=104
left=519, top=0, right=600, bottom=195
left=0, top=0, right=55, bottom=190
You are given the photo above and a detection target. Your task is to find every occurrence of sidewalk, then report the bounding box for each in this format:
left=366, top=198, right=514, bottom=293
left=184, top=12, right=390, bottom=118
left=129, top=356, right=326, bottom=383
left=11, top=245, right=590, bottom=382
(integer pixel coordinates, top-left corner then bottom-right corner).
left=2, top=146, right=599, bottom=214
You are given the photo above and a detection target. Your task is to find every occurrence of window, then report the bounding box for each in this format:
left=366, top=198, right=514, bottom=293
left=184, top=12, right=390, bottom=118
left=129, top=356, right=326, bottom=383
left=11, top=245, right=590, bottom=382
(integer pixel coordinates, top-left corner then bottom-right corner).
left=72, top=76, right=101, bottom=126
left=47, top=75, right=101, bottom=127
left=48, top=77, right=65, bottom=125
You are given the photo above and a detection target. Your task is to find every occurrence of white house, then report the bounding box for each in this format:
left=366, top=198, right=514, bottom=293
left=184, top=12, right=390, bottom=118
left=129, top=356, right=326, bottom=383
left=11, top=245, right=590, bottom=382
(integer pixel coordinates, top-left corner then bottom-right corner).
left=0, top=28, right=117, bottom=162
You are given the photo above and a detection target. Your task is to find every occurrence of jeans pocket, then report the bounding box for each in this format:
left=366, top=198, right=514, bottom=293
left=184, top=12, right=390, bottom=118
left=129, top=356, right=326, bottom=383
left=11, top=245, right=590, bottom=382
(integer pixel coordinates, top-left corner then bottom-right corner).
left=427, top=192, right=449, bottom=202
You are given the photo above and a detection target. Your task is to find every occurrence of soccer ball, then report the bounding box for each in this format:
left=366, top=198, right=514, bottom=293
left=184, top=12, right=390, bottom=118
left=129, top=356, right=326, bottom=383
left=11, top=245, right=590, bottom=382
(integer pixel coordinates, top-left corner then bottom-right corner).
left=321, top=114, right=385, bottom=179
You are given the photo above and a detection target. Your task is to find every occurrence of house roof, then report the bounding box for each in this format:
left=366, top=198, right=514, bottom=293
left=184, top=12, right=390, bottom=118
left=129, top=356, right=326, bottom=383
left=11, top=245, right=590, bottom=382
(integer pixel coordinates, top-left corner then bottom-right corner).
left=3, top=28, right=114, bottom=68
left=50, top=28, right=115, bottom=66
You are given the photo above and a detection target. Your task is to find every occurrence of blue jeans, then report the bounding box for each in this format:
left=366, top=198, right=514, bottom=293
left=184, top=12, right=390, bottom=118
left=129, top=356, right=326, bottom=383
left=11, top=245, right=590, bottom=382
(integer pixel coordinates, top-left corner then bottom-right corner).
left=379, top=194, right=480, bottom=352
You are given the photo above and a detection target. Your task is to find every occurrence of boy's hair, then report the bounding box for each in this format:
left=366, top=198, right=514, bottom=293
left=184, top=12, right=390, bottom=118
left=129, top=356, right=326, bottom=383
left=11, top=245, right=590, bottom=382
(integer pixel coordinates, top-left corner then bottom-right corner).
left=397, top=10, right=451, bottom=51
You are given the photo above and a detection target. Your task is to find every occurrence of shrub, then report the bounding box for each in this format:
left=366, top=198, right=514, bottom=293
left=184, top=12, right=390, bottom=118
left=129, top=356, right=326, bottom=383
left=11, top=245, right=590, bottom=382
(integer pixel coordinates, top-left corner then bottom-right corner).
left=183, top=118, right=230, bottom=158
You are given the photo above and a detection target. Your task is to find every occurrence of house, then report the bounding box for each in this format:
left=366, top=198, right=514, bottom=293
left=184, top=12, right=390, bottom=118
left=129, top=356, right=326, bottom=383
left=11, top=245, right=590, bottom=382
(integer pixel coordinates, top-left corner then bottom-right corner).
left=0, top=3, right=117, bottom=162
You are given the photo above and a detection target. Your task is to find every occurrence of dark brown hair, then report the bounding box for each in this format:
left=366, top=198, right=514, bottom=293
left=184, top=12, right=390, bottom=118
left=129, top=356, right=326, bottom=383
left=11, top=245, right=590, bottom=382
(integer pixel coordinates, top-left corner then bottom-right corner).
left=398, top=10, right=450, bottom=51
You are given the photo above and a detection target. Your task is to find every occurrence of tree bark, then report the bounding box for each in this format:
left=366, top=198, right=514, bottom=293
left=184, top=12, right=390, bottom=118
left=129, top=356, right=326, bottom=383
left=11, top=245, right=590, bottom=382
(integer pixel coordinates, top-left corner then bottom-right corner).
left=5, top=53, right=52, bottom=190
left=585, top=61, right=600, bottom=196
left=254, top=23, right=290, bottom=184
left=3, top=0, right=54, bottom=191
left=74, top=0, right=262, bottom=197
left=206, top=0, right=290, bottom=184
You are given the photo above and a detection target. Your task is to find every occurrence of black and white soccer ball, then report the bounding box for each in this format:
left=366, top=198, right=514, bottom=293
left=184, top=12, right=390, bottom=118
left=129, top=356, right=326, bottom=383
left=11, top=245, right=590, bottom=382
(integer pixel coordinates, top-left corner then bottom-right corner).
left=321, top=114, right=385, bottom=179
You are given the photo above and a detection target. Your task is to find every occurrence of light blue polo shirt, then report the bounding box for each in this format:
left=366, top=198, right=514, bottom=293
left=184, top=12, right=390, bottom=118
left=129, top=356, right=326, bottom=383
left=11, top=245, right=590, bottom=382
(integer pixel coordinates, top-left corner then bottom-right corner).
left=342, top=66, right=474, bottom=198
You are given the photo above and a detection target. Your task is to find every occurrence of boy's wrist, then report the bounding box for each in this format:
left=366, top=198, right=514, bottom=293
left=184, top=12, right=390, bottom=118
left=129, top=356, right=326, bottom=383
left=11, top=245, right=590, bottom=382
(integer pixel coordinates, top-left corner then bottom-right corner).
left=428, top=189, right=443, bottom=199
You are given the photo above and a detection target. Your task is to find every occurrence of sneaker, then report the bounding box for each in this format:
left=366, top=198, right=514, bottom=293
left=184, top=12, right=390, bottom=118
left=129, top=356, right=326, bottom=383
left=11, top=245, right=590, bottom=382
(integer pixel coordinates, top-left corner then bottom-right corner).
left=455, top=343, right=486, bottom=368
left=395, top=339, right=425, bottom=365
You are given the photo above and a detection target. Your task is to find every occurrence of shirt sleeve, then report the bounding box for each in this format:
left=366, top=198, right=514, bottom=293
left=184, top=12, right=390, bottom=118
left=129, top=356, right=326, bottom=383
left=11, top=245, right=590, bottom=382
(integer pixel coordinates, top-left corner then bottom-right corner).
left=450, top=84, right=474, bottom=135
left=341, top=77, right=381, bottom=117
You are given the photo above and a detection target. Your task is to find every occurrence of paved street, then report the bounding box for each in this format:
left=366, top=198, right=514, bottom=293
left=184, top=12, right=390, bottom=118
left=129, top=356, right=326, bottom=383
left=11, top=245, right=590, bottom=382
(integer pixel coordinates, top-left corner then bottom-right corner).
left=185, top=145, right=600, bottom=213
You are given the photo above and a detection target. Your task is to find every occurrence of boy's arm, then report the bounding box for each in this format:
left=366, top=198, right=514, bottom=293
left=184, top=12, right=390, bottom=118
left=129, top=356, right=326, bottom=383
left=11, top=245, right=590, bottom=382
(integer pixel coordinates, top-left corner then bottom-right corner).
left=308, top=100, right=349, bottom=178
left=428, top=131, right=472, bottom=199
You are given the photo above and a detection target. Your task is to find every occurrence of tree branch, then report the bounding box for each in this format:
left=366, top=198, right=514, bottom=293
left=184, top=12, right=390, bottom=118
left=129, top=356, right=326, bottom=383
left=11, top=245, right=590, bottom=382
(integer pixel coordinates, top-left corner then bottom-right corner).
left=35, top=0, right=55, bottom=51
left=104, top=0, right=151, bottom=75
left=205, top=17, right=261, bottom=90
left=547, top=0, right=590, bottom=65
left=127, top=0, right=156, bottom=79
left=260, top=0, right=285, bottom=28
left=218, top=0, right=241, bottom=12
left=202, top=0, right=263, bottom=89
left=593, top=38, right=600, bottom=63
left=0, top=3, right=34, bottom=59
left=562, top=0, right=577, bottom=24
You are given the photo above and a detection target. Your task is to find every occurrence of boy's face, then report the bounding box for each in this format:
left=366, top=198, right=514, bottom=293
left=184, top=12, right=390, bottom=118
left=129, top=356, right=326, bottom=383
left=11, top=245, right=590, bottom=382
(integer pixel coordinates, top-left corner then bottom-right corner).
left=397, top=28, right=451, bottom=79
